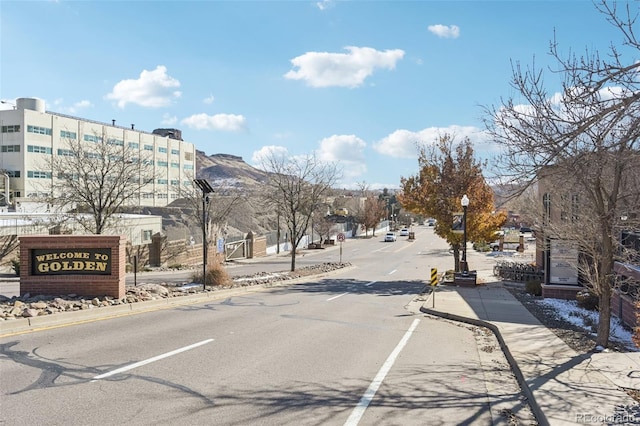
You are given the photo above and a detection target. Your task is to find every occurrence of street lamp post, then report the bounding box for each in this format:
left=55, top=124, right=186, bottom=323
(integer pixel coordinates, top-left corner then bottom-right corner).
left=194, top=179, right=214, bottom=290
left=461, top=194, right=469, bottom=274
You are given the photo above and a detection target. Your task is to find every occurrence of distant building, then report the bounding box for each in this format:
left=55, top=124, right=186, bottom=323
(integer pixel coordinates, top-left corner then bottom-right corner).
left=0, top=97, right=196, bottom=211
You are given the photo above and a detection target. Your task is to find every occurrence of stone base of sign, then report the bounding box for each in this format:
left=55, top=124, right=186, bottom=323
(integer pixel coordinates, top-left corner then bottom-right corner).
left=453, top=271, right=477, bottom=287
left=19, top=235, right=127, bottom=299
left=541, top=284, right=582, bottom=301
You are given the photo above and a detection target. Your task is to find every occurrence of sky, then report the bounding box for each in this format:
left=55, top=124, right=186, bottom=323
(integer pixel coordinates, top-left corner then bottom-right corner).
left=0, top=0, right=629, bottom=190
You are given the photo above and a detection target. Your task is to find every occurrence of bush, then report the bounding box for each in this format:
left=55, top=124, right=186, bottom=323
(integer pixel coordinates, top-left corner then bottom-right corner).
left=444, top=269, right=455, bottom=281
left=167, top=263, right=185, bottom=270
left=576, top=290, right=599, bottom=311
left=10, top=258, right=19, bottom=276
left=473, top=241, right=491, bottom=252
left=191, top=262, right=231, bottom=287
left=525, top=280, right=542, bottom=296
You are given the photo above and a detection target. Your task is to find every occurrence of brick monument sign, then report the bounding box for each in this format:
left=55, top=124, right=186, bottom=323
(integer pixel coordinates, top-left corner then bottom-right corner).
left=19, top=235, right=127, bottom=299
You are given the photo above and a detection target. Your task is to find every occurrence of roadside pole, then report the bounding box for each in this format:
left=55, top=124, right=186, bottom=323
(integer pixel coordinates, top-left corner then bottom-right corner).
left=430, top=267, right=438, bottom=308
left=337, top=233, right=346, bottom=263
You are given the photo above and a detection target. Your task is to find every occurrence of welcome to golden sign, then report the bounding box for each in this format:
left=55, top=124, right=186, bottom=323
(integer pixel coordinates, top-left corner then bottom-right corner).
left=31, top=248, right=112, bottom=275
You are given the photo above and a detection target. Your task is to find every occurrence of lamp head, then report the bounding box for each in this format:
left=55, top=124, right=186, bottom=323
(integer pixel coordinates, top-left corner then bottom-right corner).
left=461, top=194, right=469, bottom=207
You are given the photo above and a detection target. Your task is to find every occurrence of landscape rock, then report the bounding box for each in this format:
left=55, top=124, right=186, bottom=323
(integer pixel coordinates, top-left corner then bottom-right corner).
left=0, top=263, right=350, bottom=321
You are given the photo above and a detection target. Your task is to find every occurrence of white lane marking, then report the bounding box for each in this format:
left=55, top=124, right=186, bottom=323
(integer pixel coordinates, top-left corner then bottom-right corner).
left=388, top=269, right=397, bottom=275
left=91, top=338, right=214, bottom=381
left=327, top=292, right=350, bottom=301
left=344, top=319, right=420, bottom=426
left=364, top=281, right=377, bottom=287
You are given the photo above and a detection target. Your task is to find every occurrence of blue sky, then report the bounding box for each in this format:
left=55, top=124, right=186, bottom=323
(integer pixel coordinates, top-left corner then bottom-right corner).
left=0, top=0, right=624, bottom=189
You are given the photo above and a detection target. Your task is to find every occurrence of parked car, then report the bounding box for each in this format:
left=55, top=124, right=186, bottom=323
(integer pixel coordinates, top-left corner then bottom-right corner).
left=384, top=232, right=397, bottom=242
left=399, top=228, right=409, bottom=236
left=426, top=218, right=436, bottom=226
left=519, top=227, right=535, bottom=241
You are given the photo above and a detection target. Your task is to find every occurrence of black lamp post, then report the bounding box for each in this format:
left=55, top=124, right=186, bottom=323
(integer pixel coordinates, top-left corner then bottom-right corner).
left=461, top=194, right=469, bottom=274
left=194, top=179, right=214, bottom=290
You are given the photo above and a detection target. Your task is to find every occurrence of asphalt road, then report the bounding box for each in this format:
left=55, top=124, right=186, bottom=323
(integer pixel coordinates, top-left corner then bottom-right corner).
left=0, top=227, right=530, bottom=425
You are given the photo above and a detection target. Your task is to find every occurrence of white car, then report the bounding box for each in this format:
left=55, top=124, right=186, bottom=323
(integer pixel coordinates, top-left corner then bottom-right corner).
left=384, top=232, right=397, bottom=242
left=399, top=228, right=409, bottom=236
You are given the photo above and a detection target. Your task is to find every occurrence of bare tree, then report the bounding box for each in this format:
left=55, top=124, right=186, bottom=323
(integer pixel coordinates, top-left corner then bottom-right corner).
left=361, top=196, right=387, bottom=237
left=262, top=153, right=341, bottom=271
left=177, top=175, right=247, bottom=262
left=45, top=134, right=156, bottom=234
left=482, top=0, right=640, bottom=348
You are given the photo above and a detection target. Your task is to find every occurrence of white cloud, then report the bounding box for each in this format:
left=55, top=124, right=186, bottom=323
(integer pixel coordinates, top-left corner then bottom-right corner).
left=316, top=0, right=333, bottom=10
left=181, top=113, right=246, bottom=131
left=317, top=134, right=367, bottom=179
left=284, top=46, right=405, bottom=88
left=161, top=113, right=178, bottom=126
left=203, top=95, right=215, bottom=104
left=251, top=145, right=289, bottom=167
left=106, top=65, right=182, bottom=108
left=373, top=125, right=484, bottom=158
left=317, top=134, right=366, bottom=162
left=66, top=100, right=92, bottom=114
left=0, top=100, right=15, bottom=111
left=428, top=24, right=460, bottom=39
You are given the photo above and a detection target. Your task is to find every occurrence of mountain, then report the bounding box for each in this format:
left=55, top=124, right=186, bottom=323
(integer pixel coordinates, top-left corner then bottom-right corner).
left=196, top=151, right=269, bottom=190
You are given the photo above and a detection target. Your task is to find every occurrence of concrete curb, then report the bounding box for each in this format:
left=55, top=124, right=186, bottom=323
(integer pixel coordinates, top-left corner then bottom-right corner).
left=0, top=264, right=356, bottom=337
left=420, top=301, right=550, bottom=426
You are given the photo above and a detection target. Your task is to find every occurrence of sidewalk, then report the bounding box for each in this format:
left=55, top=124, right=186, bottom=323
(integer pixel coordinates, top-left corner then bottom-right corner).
left=421, top=248, right=640, bottom=426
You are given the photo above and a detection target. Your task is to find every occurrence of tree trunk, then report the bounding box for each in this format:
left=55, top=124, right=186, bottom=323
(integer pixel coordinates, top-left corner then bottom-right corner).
left=596, top=277, right=612, bottom=348
left=290, top=238, right=296, bottom=271
left=452, top=244, right=460, bottom=272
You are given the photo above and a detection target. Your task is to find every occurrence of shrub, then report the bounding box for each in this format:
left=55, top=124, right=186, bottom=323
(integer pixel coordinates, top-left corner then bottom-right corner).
left=576, top=290, right=599, bottom=311
left=473, top=241, right=491, bottom=252
left=444, top=269, right=455, bottom=282
left=167, top=263, right=184, bottom=270
left=191, top=262, right=231, bottom=287
left=525, top=280, right=542, bottom=296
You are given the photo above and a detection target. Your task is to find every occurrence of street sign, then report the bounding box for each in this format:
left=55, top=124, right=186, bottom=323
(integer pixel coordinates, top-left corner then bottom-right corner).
left=431, top=268, right=438, bottom=286
left=337, top=233, right=346, bottom=242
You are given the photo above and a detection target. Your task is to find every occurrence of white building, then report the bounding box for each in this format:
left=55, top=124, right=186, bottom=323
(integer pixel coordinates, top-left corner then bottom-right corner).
left=0, top=97, right=196, bottom=211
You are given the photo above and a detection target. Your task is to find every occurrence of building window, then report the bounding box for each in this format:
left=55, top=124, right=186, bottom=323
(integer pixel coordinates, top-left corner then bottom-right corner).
left=57, top=148, right=75, bottom=156
left=1, top=125, right=20, bottom=133
left=27, top=145, right=52, bottom=154
left=171, top=149, right=180, bottom=155
left=27, top=171, right=52, bottom=179
left=171, top=162, right=180, bottom=168
left=184, top=164, right=193, bottom=170
left=142, top=229, right=153, bottom=243
left=157, top=193, right=168, bottom=199
left=129, top=142, right=139, bottom=149
left=157, top=179, right=168, bottom=184
left=170, top=179, right=179, bottom=186
left=5, top=170, right=20, bottom=177
left=142, top=192, right=154, bottom=199
left=1, top=145, right=20, bottom=152
left=144, top=144, right=153, bottom=151
left=60, top=130, right=77, bottom=139
left=158, top=147, right=167, bottom=153
left=84, top=134, right=103, bottom=143
left=85, top=152, right=102, bottom=159
left=571, top=194, right=579, bottom=223
left=184, top=151, right=194, bottom=161
left=157, top=161, right=168, bottom=167
left=27, top=125, right=52, bottom=135
left=107, top=138, right=124, bottom=146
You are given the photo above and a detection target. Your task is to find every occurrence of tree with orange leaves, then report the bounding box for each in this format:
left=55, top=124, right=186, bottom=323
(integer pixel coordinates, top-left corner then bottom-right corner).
left=399, top=134, right=505, bottom=272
